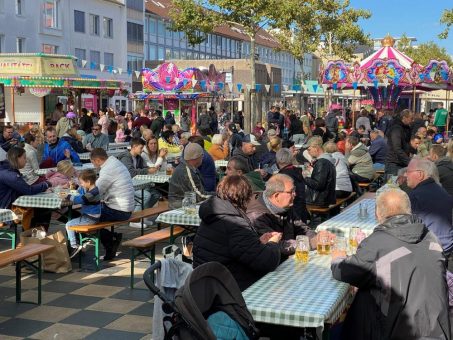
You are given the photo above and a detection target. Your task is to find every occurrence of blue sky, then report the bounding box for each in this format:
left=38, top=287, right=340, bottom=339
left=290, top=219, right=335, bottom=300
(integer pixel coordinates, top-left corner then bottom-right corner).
left=350, top=0, right=453, bottom=54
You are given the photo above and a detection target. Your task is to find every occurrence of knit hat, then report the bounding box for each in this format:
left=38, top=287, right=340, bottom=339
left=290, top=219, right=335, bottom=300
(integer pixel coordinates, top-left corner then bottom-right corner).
left=184, top=143, right=203, bottom=161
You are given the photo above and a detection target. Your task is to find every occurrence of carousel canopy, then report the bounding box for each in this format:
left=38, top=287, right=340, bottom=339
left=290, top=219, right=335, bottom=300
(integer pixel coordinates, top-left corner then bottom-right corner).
left=360, top=36, right=414, bottom=69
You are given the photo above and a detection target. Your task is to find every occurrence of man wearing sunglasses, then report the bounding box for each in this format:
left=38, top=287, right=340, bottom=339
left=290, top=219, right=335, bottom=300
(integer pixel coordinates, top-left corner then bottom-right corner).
left=82, top=124, right=109, bottom=151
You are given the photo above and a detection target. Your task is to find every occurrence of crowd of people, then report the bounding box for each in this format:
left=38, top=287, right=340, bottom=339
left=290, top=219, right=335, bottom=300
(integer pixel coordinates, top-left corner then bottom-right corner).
left=1, top=101, right=453, bottom=338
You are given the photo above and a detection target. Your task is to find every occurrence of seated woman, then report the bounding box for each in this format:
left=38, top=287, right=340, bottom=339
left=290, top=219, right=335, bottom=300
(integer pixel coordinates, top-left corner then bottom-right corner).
left=193, top=175, right=281, bottom=291
left=259, top=136, right=281, bottom=173
left=46, top=160, right=78, bottom=188
left=20, top=133, right=42, bottom=185
left=208, top=133, right=229, bottom=161
left=158, top=130, right=183, bottom=156
left=141, top=137, right=168, bottom=170
left=61, top=127, right=85, bottom=153
left=324, top=142, right=353, bottom=199
left=0, top=147, right=52, bottom=229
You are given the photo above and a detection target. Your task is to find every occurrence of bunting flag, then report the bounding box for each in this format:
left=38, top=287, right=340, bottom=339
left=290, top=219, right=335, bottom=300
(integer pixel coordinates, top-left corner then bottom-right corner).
left=394, top=77, right=399, bottom=86
left=100, top=64, right=105, bottom=72
left=107, top=66, right=113, bottom=73
left=118, top=67, right=122, bottom=75
left=321, top=84, right=328, bottom=91
left=312, top=84, right=318, bottom=93
left=373, top=80, right=379, bottom=88
left=352, top=82, right=358, bottom=90
left=218, top=82, right=224, bottom=90
left=246, top=84, right=251, bottom=91
left=90, top=62, right=96, bottom=70
left=237, top=83, right=242, bottom=92
left=183, top=78, right=188, bottom=86
left=200, top=80, right=206, bottom=90
left=255, top=84, right=262, bottom=92
left=192, top=79, right=197, bottom=88
left=135, top=71, right=141, bottom=79
left=265, top=84, right=270, bottom=93
left=341, top=83, right=347, bottom=90
left=227, top=82, right=233, bottom=92
left=292, top=84, right=301, bottom=92
left=81, top=60, right=88, bottom=68
left=332, top=83, right=338, bottom=90
left=273, top=84, right=280, bottom=92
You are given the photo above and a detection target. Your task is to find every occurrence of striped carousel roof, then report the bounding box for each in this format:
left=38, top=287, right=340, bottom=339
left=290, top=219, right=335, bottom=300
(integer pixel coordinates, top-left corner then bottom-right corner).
left=360, top=35, right=415, bottom=69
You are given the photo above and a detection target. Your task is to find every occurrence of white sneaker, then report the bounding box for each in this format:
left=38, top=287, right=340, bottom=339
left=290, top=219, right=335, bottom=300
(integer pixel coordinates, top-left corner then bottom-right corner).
left=129, top=222, right=147, bottom=229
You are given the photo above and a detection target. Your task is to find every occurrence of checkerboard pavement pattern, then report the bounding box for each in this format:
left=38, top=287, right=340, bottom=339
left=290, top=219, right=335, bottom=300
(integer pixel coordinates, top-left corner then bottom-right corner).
left=0, top=218, right=175, bottom=339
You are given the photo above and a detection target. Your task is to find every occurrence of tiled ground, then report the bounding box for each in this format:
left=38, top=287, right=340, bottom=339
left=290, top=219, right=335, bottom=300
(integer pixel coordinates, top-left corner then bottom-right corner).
left=0, top=221, right=171, bottom=339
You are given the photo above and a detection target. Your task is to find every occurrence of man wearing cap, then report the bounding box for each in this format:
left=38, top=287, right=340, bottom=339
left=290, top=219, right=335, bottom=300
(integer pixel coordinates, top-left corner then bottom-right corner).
left=56, top=112, right=76, bottom=138
left=232, top=134, right=262, bottom=174
left=168, top=142, right=210, bottom=209
left=304, top=136, right=336, bottom=207
left=83, top=124, right=110, bottom=151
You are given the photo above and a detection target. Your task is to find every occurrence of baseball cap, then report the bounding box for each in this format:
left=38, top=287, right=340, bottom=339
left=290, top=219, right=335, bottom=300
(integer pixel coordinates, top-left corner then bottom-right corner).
left=184, top=143, right=204, bottom=161
left=242, top=134, right=261, bottom=146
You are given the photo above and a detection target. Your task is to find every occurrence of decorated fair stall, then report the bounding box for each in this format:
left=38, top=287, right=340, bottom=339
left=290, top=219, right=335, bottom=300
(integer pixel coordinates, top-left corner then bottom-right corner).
left=320, top=35, right=451, bottom=118
left=0, top=53, right=124, bottom=125
left=132, top=62, right=225, bottom=133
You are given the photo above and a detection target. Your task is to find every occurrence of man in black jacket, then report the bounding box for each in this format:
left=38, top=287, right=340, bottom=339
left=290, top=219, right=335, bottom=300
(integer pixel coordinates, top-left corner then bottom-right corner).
left=429, top=144, right=453, bottom=197
left=247, top=174, right=317, bottom=256
left=303, top=136, right=336, bottom=207
left=79, top=108, right=93, bottom=134
left=331, top=189, right=450, bottom=339
left=384, top=109, right=414, bottom=176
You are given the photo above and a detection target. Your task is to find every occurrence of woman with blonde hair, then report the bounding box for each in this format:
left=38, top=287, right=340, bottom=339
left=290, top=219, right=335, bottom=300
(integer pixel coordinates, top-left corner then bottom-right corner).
left=259, top=136, right=282, bottom=171
left=45, top=160, right=78, bottom=187
left=208, top=133, right=229, bottom=160
left=141, top=136, right=168, bottom=169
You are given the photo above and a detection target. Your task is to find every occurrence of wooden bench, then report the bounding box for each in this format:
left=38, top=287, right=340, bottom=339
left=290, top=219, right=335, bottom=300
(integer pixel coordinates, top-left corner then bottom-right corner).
left=69, top=201, right=170, bottom=270
left=122, top=225, right=185, bottom=288
left=0, top=243, right=54, bottom=304
left=307, top=192, right=357, bottom=219
left=358, top=182, right=372, bottom=191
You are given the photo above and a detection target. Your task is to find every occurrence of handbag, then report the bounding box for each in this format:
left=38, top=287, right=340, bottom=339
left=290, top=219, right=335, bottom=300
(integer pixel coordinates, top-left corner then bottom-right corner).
left=20, top=228, right=72, bottom=273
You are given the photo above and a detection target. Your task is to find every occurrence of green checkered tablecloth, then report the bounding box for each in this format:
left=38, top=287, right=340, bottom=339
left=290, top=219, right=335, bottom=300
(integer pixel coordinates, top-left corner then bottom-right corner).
left=316, top=198, right=377, bottom=237
left=13, top=192, right=65, bottom=209
left=134, top=173, right=171, bottom=184
left=0, top=209, right=17, bottom=223
left=243, top=254, right=351, bottom=330
left=156, top=207, right=201, bottom=226
left=132, top=177, right=156, bottom=191
left=215, top=160, right=228, bottom=168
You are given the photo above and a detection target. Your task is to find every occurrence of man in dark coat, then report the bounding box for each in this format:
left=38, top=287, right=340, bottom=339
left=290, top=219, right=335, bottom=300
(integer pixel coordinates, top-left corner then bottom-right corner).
left=429, top=144, right=453, bottom=197
left=247, top=174, right=316, bottom=257
left=232, top=134, right=263, bottom=176
left=406, top=157, right=453, bottom=271
left=303, top=136, right=336, bottom=207
left=331, top=189, right=450, bottom=340
left=368, top=129, right=387, bottom=169
left=384, top=109, right=414, bottom=176
left=79, top=108, right=93, bottom=134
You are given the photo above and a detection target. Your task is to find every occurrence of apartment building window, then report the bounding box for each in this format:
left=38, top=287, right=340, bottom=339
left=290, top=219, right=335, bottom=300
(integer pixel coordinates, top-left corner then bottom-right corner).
left=127, top=55, right=143, bottom=71
left=16, top=37, right=25, bottom=52
left=127, top=22, right=143, bottom=43
left=165, top=25, right=172, bottom=39
left=75, top=48, right=86, bottom=67
left=90, top=14, right=100, bottom=36
left=157, top=20, right=165, bottom=37
left=43, top=0, right=60, bottom=28
left=157, top=47, right=164, bottom=60
left=74, top=10, right=85, bottom=33
left=103, top=17, right=113, bottom=38
left=165, top=48, right=171, bottom=60
left=104, top=52, right=113, bottom=67
left=148, top=18, right=156, bottom=35
left=90, top=50, right=100, bottom=69
left=16, top=0, right=23, bottom=15
left=42, top=44, right=58, bottom=54
left=126, top=0, right=143, bottom=11
left=148, top=45, right=156, bottom=60
left=0, top=35, right=4, bottom=53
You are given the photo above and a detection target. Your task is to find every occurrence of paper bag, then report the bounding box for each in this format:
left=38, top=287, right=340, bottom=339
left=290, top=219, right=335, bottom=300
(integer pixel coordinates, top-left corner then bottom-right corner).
left=20, top=228, right=72, bottom=273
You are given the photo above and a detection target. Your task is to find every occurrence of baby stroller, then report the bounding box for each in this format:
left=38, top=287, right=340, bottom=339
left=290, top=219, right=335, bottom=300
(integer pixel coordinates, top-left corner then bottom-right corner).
left=144, top=261, right=259, bottom=340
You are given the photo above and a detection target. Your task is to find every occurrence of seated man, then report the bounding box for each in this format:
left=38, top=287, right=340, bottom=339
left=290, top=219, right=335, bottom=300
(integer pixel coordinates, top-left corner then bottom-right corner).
left=429, top=144, right=453, bottom=197
left=0, top=125, right=19, bottom=152
left=232, top=134, right=261, bottom=174
left=409, top=134, right=422, bottom=156
left=188, top=136, right=216, bottom=192
left=276, top=148, right=309, bottom=223
left=90, top=148, right=135, bottom=260
left=225, top=156, right=265, bottom=192
left=345, top=134, right=375, bottom=183
left=304, top=136, right=336, bottom=207
left=168, top=143, right=210, bottom=209
left=331, top=189, right=450, bottom=339
left=247, top=174, right=316, bottom=257
left=368, top=129, right=387, bottom=171
left=41, top=126, right=80, bottom=167
left=83, top=124, right=109, bottom=151
left=117, top=138, right=161, bottom=221
left=406, top=157, right=453, bottom=270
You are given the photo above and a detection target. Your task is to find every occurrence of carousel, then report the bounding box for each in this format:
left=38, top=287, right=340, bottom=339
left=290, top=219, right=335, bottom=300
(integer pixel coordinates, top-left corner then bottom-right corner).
left=131, top=62, right=226, bottom=133
left=320, top=35, right=452, bottom=114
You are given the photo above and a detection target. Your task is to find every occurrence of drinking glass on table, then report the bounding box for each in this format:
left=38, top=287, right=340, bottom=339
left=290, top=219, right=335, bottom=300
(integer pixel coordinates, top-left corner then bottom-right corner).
left=317, top=234, right=331, bottom=255
left=349, top=227, right=361, bottom=252
left=295, top=235, right=310, bottom=263
left=333, top=237, right=347, bottom=256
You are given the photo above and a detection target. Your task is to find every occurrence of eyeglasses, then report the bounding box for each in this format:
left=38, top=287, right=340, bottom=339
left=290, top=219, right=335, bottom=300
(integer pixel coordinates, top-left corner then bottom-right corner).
left=405, top=169, right=422, bottom=174
left=279, top=188, right=296, bottom=195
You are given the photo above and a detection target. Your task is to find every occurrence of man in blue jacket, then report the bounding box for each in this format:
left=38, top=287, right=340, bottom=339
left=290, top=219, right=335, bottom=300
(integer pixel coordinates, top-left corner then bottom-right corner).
left=407, top=157, right=453, bottom=270
left=369, top=129, right=388, bottom=171
left=41, top=126, right=80, bottom=167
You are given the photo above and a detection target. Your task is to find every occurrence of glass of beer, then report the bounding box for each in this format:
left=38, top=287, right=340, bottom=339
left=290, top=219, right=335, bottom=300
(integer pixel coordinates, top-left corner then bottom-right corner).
left=333, top=237, right=347, bottom=257
left=349, top=227, right=360, bottom=251
left=317, top=235, right=331, bottom=255
left=166, top=164, right=173, bottom=175
left=295, top=235, right=310, bottom=263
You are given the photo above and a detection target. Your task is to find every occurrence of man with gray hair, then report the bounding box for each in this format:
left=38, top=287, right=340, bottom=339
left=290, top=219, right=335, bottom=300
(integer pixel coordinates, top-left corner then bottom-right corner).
left=406, top=157, right=453, bottom=270
left=247, top=173, right=317, bottom=257
left=276, top=148, right=309, bottom=223
left=225, top=156, right=265, bottom=191
left=331, top=189, right=450, bottom=339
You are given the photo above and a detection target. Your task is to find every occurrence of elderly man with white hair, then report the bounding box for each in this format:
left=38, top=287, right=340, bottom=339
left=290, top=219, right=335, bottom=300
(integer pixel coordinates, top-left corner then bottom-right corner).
left=406, top=157, right=453, bottom=270
left=331, top=189, right=450, bottom=339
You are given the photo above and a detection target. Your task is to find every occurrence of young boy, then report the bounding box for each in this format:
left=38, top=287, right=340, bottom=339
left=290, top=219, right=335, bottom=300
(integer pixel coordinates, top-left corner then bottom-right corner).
left=65, top=169, right=101, bottom=258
